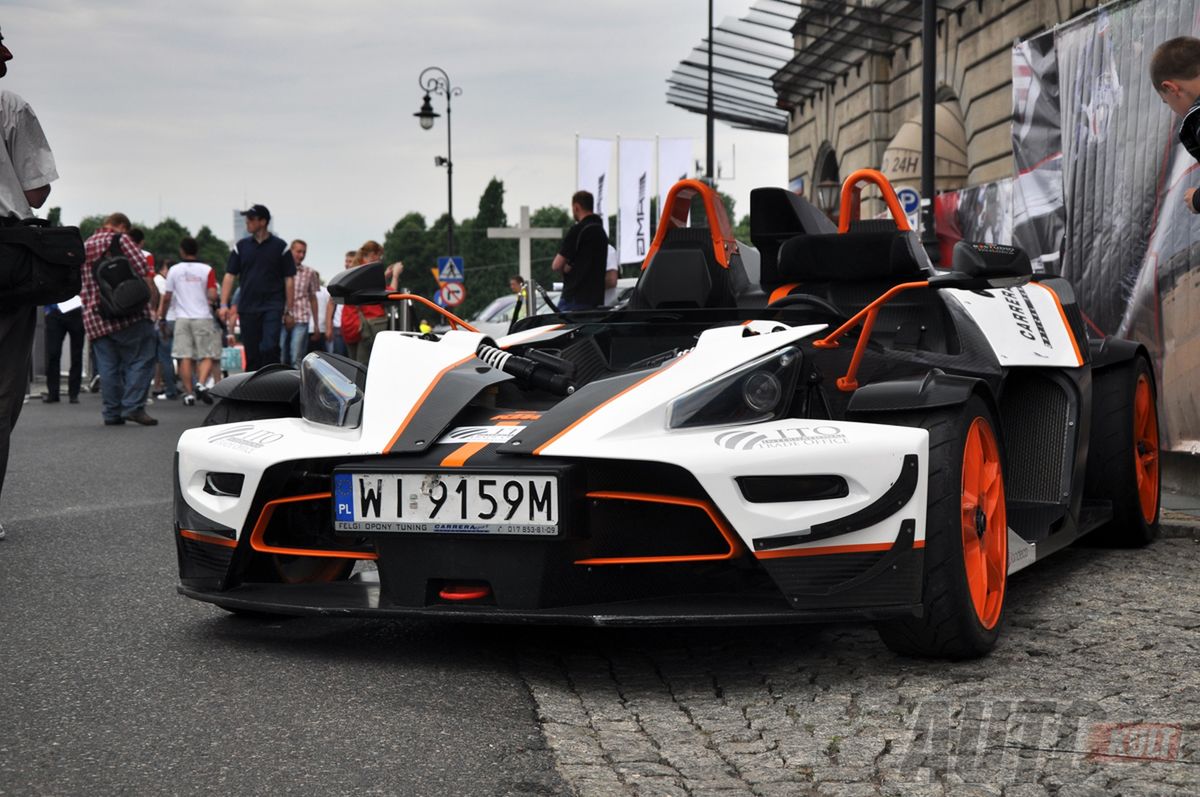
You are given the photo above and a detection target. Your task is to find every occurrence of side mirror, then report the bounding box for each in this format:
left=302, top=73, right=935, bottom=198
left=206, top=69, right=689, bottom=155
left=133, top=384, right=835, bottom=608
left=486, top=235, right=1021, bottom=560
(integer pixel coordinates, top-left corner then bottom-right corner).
left=327, top=260, right=387, bottom=303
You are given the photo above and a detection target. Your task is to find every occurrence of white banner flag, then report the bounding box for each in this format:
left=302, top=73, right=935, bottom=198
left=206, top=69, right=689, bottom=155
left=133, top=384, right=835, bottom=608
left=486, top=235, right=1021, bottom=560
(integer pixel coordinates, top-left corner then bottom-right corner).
left=618, top=138, right=654, bottom=264
left=657, top=138, right=693, bottom=222
left=577, top=137, right=612, bottom=235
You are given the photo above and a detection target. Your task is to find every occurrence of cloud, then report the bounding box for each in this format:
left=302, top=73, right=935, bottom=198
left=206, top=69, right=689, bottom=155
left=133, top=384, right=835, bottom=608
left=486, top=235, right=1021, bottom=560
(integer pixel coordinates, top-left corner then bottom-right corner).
left=4, top=0, right=787, bottom=281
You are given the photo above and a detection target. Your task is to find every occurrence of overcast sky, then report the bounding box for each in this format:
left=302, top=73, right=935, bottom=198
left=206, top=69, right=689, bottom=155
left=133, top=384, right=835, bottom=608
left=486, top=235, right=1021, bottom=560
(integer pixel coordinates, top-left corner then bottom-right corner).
left=5, top=0, right=788, bottom=282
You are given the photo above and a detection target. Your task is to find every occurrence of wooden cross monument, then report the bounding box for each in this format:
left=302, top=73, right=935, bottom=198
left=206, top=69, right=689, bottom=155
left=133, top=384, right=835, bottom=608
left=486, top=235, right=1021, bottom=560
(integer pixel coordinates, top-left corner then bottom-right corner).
left=487, top=205, right=562, bottom=317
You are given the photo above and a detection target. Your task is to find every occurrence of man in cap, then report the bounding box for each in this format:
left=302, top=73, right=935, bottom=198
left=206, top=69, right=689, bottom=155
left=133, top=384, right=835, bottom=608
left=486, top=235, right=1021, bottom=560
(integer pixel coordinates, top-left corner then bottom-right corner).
left=0, top=26, right=58, bottom=539
left=218, top=204, right=295, bottom=370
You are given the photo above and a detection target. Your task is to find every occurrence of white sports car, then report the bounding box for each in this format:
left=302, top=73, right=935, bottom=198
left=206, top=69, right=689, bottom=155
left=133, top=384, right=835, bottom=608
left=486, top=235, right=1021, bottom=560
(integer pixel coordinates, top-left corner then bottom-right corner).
left=173, top=173, right=1159, bottom=659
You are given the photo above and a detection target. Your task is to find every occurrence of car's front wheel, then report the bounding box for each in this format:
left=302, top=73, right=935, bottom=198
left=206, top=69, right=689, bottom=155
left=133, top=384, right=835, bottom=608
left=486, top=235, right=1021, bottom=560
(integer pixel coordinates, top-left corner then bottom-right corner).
left=875, top=395, right=1008, bottom=659
left=1084, top=355, right=1160, bottom=547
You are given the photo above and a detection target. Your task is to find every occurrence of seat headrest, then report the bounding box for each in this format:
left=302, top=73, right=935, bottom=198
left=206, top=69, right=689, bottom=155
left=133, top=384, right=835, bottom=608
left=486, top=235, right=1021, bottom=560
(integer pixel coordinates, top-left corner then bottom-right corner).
left=777, top=230, right=930, bottom=283
left=630, top=249, right=713, bottom=309
left=951, top=241, right=1032, bottom=280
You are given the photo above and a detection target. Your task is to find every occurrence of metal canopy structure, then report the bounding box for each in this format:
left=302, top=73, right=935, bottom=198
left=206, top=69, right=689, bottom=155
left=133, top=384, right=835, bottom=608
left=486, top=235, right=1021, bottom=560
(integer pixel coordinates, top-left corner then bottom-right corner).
left=772, top=0, right=967, bottom=108
left=667, top=1, right=969, bottom=132
left=666, top=2, right=795, bottom=133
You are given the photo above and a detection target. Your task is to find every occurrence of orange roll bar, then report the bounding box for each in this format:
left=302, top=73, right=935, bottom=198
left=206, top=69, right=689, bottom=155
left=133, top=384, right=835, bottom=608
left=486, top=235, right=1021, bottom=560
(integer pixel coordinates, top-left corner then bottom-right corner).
left=811, top=281, right=930, bottom=392
left=641, top=179, right=737, bottom=272
left=385, top=292, right=478, bottom=332
left=837, top=168, right=912, bottom=234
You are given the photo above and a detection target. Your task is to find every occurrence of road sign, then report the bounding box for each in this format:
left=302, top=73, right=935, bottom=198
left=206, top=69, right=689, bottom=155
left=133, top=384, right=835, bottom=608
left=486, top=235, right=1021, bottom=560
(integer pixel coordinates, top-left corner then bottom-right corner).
left=439, top=281, right=466, bottom=307
left=437, top=256, right=465, bottom=283
left=896, top=187, right=921, bottom=231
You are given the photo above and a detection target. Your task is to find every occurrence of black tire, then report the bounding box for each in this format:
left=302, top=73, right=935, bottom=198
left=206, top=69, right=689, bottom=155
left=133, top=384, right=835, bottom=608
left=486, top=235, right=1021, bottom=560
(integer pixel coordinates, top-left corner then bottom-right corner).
left=1084, top=356, right=1160, bottom=547
left=202, top=398, right=353, bottom=603
left=875, top=395, right=1009, bottom=659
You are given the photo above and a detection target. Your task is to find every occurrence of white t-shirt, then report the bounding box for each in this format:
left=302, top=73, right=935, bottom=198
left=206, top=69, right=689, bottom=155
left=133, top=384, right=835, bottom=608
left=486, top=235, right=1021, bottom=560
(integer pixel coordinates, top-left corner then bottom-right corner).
left=315, top=286, right=330, bottom=334
left=0, top=90, right=58, bottom=219
left=164, top=261, right=217, bottom=319
left=153, top=273, right=174, bottom=321
left=604, top=245, right=619, bottom=305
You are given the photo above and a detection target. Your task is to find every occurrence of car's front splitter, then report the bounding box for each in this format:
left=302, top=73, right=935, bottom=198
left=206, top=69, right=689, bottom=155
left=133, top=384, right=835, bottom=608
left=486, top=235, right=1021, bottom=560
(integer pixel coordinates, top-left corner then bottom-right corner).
left=178, top=580, right=921, bottom=626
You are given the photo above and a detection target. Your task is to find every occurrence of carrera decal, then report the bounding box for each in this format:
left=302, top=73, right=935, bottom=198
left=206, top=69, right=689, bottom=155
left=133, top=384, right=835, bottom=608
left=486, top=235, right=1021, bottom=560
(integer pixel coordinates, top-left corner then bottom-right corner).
left=208, top=424, right=284, bottom=451
left=715, top=425, right=847, bottom=451
left=491, top=412, right=542, bottom=421
left=1000, top=286, right=1051, bottom=348
left=437, top=425, right=527, bottom=445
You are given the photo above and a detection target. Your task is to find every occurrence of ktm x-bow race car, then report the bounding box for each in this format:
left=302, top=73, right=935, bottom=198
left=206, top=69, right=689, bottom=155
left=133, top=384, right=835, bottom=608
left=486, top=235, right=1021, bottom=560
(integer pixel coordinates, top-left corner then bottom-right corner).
left=173, top=171, right=1160, bottom=658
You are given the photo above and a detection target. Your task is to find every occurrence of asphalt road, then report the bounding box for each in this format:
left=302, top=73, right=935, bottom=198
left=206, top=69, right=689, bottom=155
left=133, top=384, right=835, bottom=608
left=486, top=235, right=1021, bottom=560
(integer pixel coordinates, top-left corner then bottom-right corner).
left=4, top=390, right=1198, bottom=797
left=0, top=393, right=565, bottom=797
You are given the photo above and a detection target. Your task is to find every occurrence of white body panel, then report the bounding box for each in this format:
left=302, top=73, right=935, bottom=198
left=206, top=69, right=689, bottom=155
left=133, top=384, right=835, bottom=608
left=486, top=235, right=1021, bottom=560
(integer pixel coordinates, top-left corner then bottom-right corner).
left=177, top=320, right=927, bottom=556
left=942, top=283, right=1082, bottom=368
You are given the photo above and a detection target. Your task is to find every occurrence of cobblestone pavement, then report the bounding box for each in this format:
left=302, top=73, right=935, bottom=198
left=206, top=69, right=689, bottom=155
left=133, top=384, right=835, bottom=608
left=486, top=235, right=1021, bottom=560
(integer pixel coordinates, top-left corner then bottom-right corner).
left=514, top=538, right=1200, bottom=796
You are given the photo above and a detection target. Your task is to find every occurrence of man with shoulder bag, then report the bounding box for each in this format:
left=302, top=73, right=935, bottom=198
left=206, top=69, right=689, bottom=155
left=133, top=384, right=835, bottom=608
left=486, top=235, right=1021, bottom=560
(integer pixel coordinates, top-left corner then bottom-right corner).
left=0, top=27, right=62, bottom=540
left=80, top=213, right=158, bottom=427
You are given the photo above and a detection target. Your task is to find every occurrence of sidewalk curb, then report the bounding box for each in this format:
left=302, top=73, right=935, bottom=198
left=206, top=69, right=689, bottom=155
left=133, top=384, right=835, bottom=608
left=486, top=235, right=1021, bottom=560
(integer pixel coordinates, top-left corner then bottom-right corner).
left=1160, top=512, right=1200, bottom=540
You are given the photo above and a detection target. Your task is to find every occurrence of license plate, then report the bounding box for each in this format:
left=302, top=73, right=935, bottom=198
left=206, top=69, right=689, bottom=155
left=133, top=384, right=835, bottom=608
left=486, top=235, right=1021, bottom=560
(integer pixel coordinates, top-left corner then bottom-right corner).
left=332, top=472, right=559, bottom=535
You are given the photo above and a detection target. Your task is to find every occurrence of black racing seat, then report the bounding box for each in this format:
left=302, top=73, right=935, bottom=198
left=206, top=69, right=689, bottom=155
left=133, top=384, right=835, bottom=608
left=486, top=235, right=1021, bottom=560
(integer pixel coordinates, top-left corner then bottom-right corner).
left=628, top=227, right=739, bottom=310
left=772, top=227, right=952, bottom=352
left=750, top=187, right=837, bottom=292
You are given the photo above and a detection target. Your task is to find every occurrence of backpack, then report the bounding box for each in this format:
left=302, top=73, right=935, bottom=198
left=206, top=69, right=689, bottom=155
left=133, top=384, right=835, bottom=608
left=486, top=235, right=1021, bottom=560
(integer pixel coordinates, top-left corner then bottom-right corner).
left=0, top=217, right=84, bottom=310
left=93, top=233, right=150, bottom=319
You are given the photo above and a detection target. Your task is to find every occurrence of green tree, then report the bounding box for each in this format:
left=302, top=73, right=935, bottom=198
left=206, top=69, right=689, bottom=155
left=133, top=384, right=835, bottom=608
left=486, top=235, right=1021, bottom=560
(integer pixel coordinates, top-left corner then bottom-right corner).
left=458, top=178, right=511, bottom=318
left=195, top=225, right=231, bottom=279
left=79, top=214, right=105, bottom=240
left=529, top=205, right=569, bottom=292
left=46, top=206, right=61, bottom=227
left=143, top=217, right=190, bottom=269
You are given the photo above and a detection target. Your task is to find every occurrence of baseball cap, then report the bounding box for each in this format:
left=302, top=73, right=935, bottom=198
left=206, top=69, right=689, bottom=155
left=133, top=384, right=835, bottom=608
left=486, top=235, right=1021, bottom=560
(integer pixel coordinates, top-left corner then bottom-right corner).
left=241, top=204, right=271, bottom=221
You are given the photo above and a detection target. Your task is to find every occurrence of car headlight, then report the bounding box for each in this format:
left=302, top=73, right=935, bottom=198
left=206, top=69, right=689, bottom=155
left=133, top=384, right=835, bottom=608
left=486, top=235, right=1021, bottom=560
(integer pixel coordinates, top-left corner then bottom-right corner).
left=300, top=353, right=364, bottom=427
left=668, top=346, right=801, bottom=429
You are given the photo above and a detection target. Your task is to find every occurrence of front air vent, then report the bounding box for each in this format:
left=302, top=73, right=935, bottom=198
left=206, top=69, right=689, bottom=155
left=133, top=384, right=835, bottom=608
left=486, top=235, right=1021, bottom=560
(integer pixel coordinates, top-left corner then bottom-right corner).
left=203, top=472, right=245, bottom=497
left=737, top=475, right=848, bottom=503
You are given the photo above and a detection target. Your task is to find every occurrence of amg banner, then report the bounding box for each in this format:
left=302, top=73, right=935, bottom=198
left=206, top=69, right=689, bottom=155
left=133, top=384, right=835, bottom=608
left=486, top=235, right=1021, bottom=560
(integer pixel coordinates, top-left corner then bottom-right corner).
left=618, top=138, right=654, bottom=264
left=1014, top=0, right=1200, bottom=451
left=576, top=137, right=612, bottom=235
left=657, top=138, right=693, bottom=221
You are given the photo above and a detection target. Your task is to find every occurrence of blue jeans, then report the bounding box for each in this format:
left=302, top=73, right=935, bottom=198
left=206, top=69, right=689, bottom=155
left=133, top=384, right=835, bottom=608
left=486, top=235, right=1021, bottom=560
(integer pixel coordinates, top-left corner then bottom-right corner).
left=555, top=299, right=596, bottom=312
left=92, top=319, right=157, bottom=421
left=153, top=320, right=178, bottom=397
left=238, top=308, right=283, bottom=372
left=327, top=329, right=348, bottom=357
left=279, top=321, right=309, bottom=367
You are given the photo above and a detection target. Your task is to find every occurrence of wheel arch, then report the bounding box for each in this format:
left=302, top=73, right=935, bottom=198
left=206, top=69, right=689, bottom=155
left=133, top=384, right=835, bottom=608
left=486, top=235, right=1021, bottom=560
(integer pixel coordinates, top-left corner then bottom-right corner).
left=1090, top=336, right=1153, bottom=379
left=209, top=363, right=301, bottom=405
left=846, top=369, right=999, bottom=424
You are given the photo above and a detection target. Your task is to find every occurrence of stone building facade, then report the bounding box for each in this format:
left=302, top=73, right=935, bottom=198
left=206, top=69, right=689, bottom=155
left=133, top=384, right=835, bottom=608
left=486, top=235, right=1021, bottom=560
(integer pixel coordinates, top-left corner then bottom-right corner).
left=777, top=0, right=1101, bottom=211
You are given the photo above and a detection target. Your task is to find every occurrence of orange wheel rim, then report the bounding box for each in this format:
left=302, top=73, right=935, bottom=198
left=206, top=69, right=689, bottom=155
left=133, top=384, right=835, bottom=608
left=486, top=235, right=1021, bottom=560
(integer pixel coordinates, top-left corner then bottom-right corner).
left=960, top=417, right=1007, bottom=630
left=1134, top=374, right=1160, bottom=524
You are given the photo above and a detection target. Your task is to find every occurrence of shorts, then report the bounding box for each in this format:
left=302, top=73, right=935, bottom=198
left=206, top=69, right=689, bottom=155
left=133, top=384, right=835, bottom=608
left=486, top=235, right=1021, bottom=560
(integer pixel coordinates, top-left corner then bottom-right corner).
left=172, top=317, right=222, bottom=360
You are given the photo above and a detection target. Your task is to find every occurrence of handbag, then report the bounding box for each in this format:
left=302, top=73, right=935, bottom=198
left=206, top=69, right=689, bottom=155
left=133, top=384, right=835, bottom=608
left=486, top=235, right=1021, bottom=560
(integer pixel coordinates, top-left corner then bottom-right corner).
left=0, top=217, right=85, bottom=309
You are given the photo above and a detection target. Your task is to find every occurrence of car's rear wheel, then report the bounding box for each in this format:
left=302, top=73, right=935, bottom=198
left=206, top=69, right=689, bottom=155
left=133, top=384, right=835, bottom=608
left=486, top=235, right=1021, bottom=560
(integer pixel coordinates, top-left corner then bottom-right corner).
left=875, top=395, right=1008, bottom=659
left=1084, top=356, right=1160, bottom=546
left=203, top=398, right=353, bottom=600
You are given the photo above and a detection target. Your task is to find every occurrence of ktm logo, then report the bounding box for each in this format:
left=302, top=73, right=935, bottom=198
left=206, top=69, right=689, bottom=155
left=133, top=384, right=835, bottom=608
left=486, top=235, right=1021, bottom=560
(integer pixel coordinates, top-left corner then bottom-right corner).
left=492, top=412, right=541, bottom=421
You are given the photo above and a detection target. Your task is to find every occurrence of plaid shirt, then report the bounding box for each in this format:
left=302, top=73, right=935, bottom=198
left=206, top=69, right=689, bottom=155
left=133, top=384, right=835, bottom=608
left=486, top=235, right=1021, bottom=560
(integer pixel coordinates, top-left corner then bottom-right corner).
left=81, top=228, right=152, bottom=340
left=291, top=264, right=319, bottom=323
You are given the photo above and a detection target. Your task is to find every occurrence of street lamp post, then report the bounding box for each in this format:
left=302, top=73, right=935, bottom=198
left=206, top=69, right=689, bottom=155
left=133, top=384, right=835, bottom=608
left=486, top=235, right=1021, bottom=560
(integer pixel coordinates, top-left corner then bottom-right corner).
left=415, top=66, right=462, bottom=257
